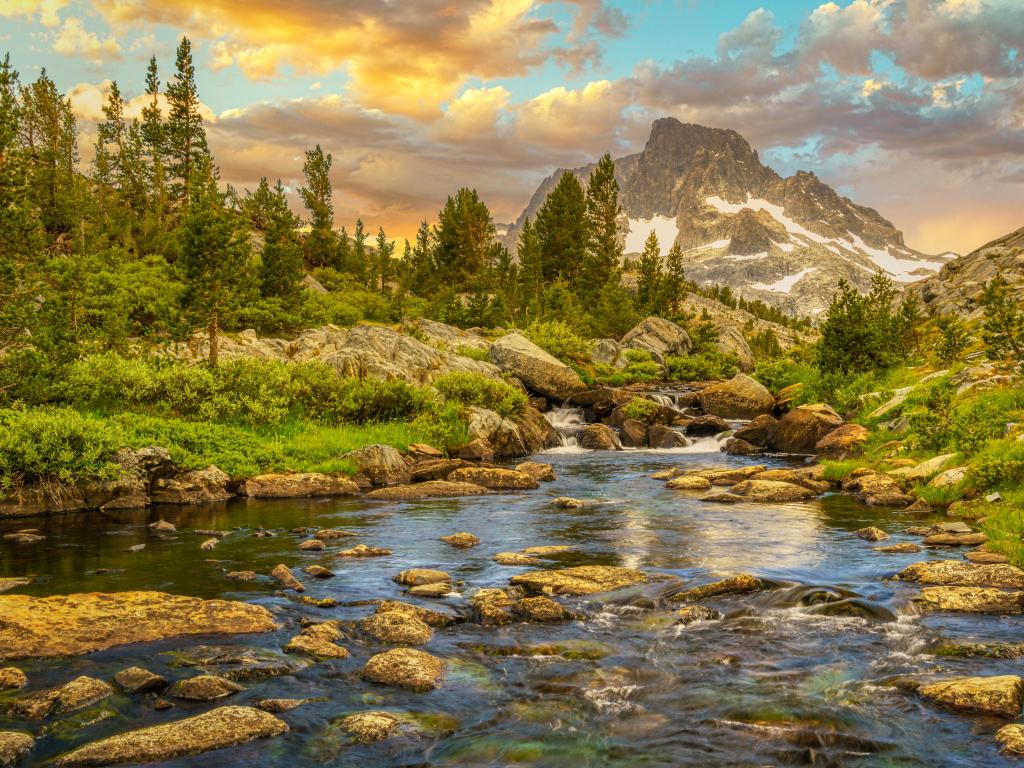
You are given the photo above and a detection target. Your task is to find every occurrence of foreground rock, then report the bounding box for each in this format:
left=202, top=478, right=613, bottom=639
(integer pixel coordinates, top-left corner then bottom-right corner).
left=814, top=423, right=869, bottom=457
left=345, top=444, right=411, bottom=487
left=914, top=587, right=1024, bottom=614
left=9, top=676, right=113, bottom=719
left=577, top=424, right=623, bottom=451
left=54, top=706, right=288, bottom=766
left=336, top=711, right=403, bottom=743
left=770, top=404, right=843, bottom=454
left=239, top=473, right=359, bottom=498
left=270, top=564, right=305, bottom=592
left=896, top=561, right=1024, bottom=589
left=440, top=532, right=479, bottom=548
left=489, top=332, right=585, bottom=400
left=997, top=724, right=1024, bottom=755
left=150, top=466, right=232, bottom=505
left=697, top=373, right=773, bottom=419
left=0, top=592, right=275, bottom=661
left=917, top=675, right=1024, bottom=718
left=446, top=467, right=538, bottom=490
left=366, top=481, right=489, bottom=500
left=0, top=732, right=33, bottom=766
left=362, top=648, right=445, bottom=692
left=670, top=574, right=765, bottom=602
left=510, top=566, right=647, bottom=596
left=362, top=611, right=433, bottom=645
left=0, top=668, right=27, bottom=691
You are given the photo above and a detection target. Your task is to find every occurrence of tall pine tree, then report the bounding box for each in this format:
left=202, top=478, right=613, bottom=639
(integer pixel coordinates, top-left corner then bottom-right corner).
left=299, top=144, right=335, bottom=268
left=635, top=231, right=662, bottom=313
left=165, top=37, right=209, bottom=209
left=535, top=170, right=587, bottom=285
left=583, top=154, right=622, bottom=299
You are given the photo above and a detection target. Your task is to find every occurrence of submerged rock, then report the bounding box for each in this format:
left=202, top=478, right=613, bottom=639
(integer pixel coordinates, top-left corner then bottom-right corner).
left=362, top=648, right=445, bottom=692
left=873, top=543, right=922, bottom=553
left=997, top=724, right=1024, bottom=755
left=914, top=587, right=1024, bottom=614
left=256, top=698, right=306, bottom=713
left=337, top=544, right=392, bottom=558
left=896, top=560, right=1024, bottom=589
left=366, top=481, right=489, bottom=500
left=0, top=578, right=31, bottom=594
left=674, top=606, right=723, bottom=626
left=669, top=574, right=765, bottom=603
left=918, top=675, right=1024, bottom=718
left=0, top=668, right=27, bottom=692
left=53, top=706, right=288, bottom=766
left=510, top=566, right=647, bottom=596
left=113, top=667, right=166, bottom=694
left=0, top=592, right=275, bottom=661
left=168, top=675, right=243, bottom=701
left=0, top=732, right=33, bottom=766
left=336, top=711, right=402, bottom=743
left=440, top=532, right=479, bottom=548
left=552, top=497, right=586, bottom=508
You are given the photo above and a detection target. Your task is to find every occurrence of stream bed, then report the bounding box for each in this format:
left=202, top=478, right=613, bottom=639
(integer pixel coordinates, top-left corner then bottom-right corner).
left=1, top=443, right=1021, bottom=766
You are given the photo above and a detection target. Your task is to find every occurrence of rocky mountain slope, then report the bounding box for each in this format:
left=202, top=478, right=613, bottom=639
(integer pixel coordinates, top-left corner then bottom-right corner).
left=504, top=118, right=954, bottom=317
left=909, top=225, right=1024, bottom=319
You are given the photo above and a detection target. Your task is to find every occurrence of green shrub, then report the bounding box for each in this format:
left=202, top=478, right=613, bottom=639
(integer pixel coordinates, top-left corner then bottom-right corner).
left=620, top=349, right=662, bottom=383
left=666, top=352, right=738, bottom=382
left=410, top=401, right=471, bottom=450
left=0, top=408, right=122, bottom=491
left=455, top=345, right=490, bottom=362
left=620, top=397, right=661, bottom=423
left=525, top=321, right=591, bottom=364
left=433, top=372, right=527, bottom=420
left=967, top=439, right=1024, bottom=492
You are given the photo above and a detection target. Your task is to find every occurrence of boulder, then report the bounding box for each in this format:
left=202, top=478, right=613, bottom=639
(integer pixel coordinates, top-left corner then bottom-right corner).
left=168, top=675, right=244, bottom=701
left=410, top=459, right=474, bottom=482
left=375, top=601, right=456, bottom=628
left=336, top=711, right=403, bottom=743
left=344, top=444, right=411, bottom=487
left=732, top=414, right=778, bottom=446
left=510, top=566, right=647, bottom=596
left=337, top=544, right=392, bottom=558
left=114, top=667, right=167, bottom=694
left=577, top=424, right=623, bottom=451
left=453, top=438, right=496, bottom=462
left=513, top=406, right=562, bottom=454
left=915, top=586, right=1024, bottom=614
left=53, top=706, right=288, bottom=766
left=150, top=466, right=232, bottom=505
left=466, top=407, right=527, bottom=458
left=917, top=676, right=1024, bottom=718
left=896, top=560, right=1024, bottom=589
left=284, top=625, right=349, bottom=659
left=620, top=317, right=692, bottom=364
left=9, top=675, right=113, bottom=719
left=366, top=481, right=490, bottom=500
left=842, top=471, right=913, bottom=507
left=591, top=338, right=626, bottom=369
left=647, top=425, right=688, bottom=448
left=724, top=479, right=817, bottom=502
left=723, top=438, right=764, bottom=455
left=446, top=467, right=538, bottom=490
left=928, top=466, right=969, bottom=489
left=440, top=532, right=480, bottom=548
left=685, top=415, right=731, bottom=436
left=239, top=473, right=359, bottom=498
left=515, top=461, right=556, bottom=482
left=669, top=574, right=765, bottom=602
left=620, top=419, right=647, bottom=447
left=890, top=453, right=958, bottom=481
left=769, top=404, right=844, bottom=454
left=362, top=648, right=445, bottom=692
left=697, top=374, right=774, bottom=419
left=0, top=668, right=27, bottom=692
left=489, top=333, right=585, bottom=400
left=362, top=612, right=432, bottom=645
left=666, top=475, right=712, bottom=491
left=922, top=532, right=988, bottom=547
left=270, top=564, right=305, bottom=592
left=0, top=592, right=275, bottom=661
left=393, top=569, right=450, bottom=586
left=814, top=423, right=869, bottom=457
left=0, top=732, right=32, bottom=766
left=855, top=527, right=889, bottom=542
left=515, top=596, right=573, bottom=622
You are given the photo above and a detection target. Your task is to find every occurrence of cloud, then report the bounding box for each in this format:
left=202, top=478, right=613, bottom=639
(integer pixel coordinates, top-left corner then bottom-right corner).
left=0, top=0, right=68, bottom=27
left=68, top=80, right=215, bottom=122
left=52, top=17, right=122, bottom=63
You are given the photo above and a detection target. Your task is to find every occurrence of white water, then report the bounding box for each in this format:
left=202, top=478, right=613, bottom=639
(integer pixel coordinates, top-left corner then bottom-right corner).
left=544, top=404, right=587, bottom=448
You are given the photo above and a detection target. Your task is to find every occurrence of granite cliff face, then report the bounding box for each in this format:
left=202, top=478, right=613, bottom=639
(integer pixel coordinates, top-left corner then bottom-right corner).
left=504, top=118, right=954, bottom=317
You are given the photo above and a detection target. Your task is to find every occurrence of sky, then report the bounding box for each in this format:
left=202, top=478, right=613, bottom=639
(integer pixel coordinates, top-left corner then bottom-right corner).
left=1, top=0, right=1022, bottom=255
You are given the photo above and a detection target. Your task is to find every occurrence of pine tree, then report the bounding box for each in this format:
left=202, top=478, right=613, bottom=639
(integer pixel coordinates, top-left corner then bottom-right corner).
left=165, top=37, right=209, bottom=208
left=433, top=188, right=498, bottom=289
left=351, top=219, right=368, bottom=285
left=583, top=154, right=622, bottom=299
left=980, top=277, right=1024, bottom=361
left=516, top=217, right=543, bottom=317
left=375, top=226, right=394, bottom=293
left=407, top=220, right=433, bottom=290
left=590, top=276, right=639, bottom=339
left=179, top=160, right=250, bottom=366
left=660, top=242, right=687, bottom=316
left=299, top=144, right=335, bottom=268
left=635, top=231, right=662, bottom=312
left=243, top=178, right=302, bottom=299
left=536, top=170, right=587, bottom=285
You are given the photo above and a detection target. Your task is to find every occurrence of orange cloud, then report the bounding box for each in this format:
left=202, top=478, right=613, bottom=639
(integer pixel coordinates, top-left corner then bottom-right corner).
left=0, top=0, right=68, bottom=27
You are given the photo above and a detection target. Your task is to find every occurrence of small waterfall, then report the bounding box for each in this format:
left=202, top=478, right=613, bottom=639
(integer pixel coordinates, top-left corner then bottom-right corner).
left=544, top=404, right=586, bottom=448
left=646, top=393, right=674, bottom=408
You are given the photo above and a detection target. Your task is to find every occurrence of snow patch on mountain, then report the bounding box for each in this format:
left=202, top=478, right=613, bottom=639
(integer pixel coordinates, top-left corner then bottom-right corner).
left=751, top=268, right=817, bottom=294
left=625, top=215, right=679, bottom=255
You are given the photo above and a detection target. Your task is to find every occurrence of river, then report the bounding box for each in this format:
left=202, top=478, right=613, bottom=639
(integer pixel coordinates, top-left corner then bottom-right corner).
left=0, top=425, right=1019, bottom=766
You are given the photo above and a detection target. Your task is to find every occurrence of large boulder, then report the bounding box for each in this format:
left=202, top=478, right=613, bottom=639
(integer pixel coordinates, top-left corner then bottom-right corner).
left=0, top=732, right=32, bottom=765
left=732, top=414, right=778, bottom=446
left=0, top=592, right=276, bottom=661
left=577, top=424, right=623, bottom=451
left=510, top=566, right=647, bottom=596
left=620, top=317, right=692, bottom=364
left=53, top=706, right=288, bottom=766
left=239, top=473, right=359, bottom=498
left=151, top=466, right=232, bottom=505
left=362, top=648, right=445, bottom=692
left=697, top=374, right=774, bottom=419
left=83, top=446, right=176, bottom=510
left=489, top=333, right=585, bottom=400
left=769, top=404, right=844, bottom=454
left=814, top=423, right=869, bottom=457
left=722, top=479, right=817, bottom=503
left=447, top=467, right=538, bottom=490
left=917, top=676, right=1024, bottom=718
left=344, top=444, right=411, bottom=487
left=896, top=560, right=1024, bottom=589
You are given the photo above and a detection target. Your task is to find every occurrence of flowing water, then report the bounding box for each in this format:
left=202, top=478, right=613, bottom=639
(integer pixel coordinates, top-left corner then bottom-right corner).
left=2, top=440, right=1022, bottom=766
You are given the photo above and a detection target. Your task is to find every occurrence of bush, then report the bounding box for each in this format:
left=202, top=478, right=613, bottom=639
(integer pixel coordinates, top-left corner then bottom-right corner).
left=433, top=372, right=527, bottom=420
left=666, top=352, right=738, bottom=382
left=524, top=320, right=591, bottom=364
left=0, top=408, right=122, bottom=491
left=455, top=345, right=490, bottom=362
left=620, top=397, right=661, bottom=423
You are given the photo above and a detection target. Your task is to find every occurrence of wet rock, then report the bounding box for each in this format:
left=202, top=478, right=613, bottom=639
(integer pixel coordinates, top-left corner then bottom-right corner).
left=935, top=641, right=1024, bottom=659
left=0, top=578, right=31, bottom=594
left=270, top=564, right=305, bottom=592
left=362, top=612, right=433, bottom=645
left=298, top=539, right=326, bottom=551
left=666, top=475, right=712, bottom=491
left=749, top=468, right=831, bottom=493
left=152, top=698, right=173, bottom=710
left=997, top=724, right=1024, bottom=755
left=240, top=472, right=359, bottom=498
left=114, top=667, right=166, bottom=694
left=0, top=668, right=27, bottom=692
left=256, top=698, right=306, bottom=713
left=684, top=415, right=731, bottom=436
left=337, top=544, right=392, bottom=558
left=284, top=624, right=349, bottom=659
left=362, top=648, right=445, bottom=692
left=10, top=676, right=113, bottom=720
left=410, top=458, right=474, bottom=482
left=303, top=565, right=335, bottom=578
left=842, top=471, right=913, bottom=507
left=674, top=606, right=723, bottom=626
left=577, top=423, right=623, bottom=451
left=552, top=497, right=585, bottom=508
left=855, top=527, right=889, bottom=542
left=620, top=316, right=692, bottom=364
left=646, top=425, right=688, bottom=449
left=148, top=520, right=176, bottom=533
left=494, top=552, right=537, bottom=566
left=393, top=569, right=450, bottom=586
left=169, top=645, right=298, bottom=682
left=918, top=675, right=1024, bottom=718
left=366, top=481, right=489, bottom=500
left=723, top=438, right=764, bottom=456
left=489, top=332, right=586, bottom=400
left=314, top=528, right=357, bottom=540
left=515, top=596, right=573, bottom=622
left=896, top=560, right=1024, bottom=588
left=521, top=545, right=572, bottom=556
left=440, top=532, right=479, bottom=548
left=53, top=706, right=288, bottom=766
left=670, top=574, right=765, bottom=603
left=407, top=583, right=452, bottom=598
left=620, top=419, right=648, bottom=447
left=446, top=467, right=538, bottom=490
left=510, top=566, right=647, bottom=596
left=225, top=571, right=256, bottom=581
left=914, top=587, right=1024, bottom=614
left=701, top=465, right=768, bottom=485
left=151, top=465, right=232, bottom=505
left=200, top=537, right=219, bottom=551
left=344, top=444, right=411, bottom=487
left=376, top=601, right=457, bottom=628
left=168, top=675, right=243, bottom=701
left=0, top=592, right=275, bottom=661
left=2, top=533, right=44, bottom=545
left=732, top=414, right=778, bottom=446
left=966, top=551, right=1009, bottom=564
left=726, top=479, right=817, bottom=502
left=769, top=404, right=844, bottom=454
left=698, top=492, right=745, bottom=504
left=336, top=711, right=402, bottom=743
left=469, top=588, right=517, bottom=625
left=697, top=373, right=774, bottom=420
left=0, top=731, right=32, bottom=764
left=453, top=438, right=496, bottom=462
left=923, top=532, right=988, bottom=547
left=814, top=423, right=869, bottom=457
left=515, top=461, right=556, bottom=482
left=873, top=543, right=922, bottom=553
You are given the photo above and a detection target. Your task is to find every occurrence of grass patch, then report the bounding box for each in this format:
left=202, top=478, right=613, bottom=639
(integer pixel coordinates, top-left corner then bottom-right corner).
left=820, top=459, right=868, bottom=482
left=911, top=483, right=968, bottom=507
left=980, top=490, right=1024, bottom=567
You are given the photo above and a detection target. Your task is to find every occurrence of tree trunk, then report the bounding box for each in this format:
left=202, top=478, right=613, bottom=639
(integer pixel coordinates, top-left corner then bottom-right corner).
left=208, top=310, right=219, bottom=368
